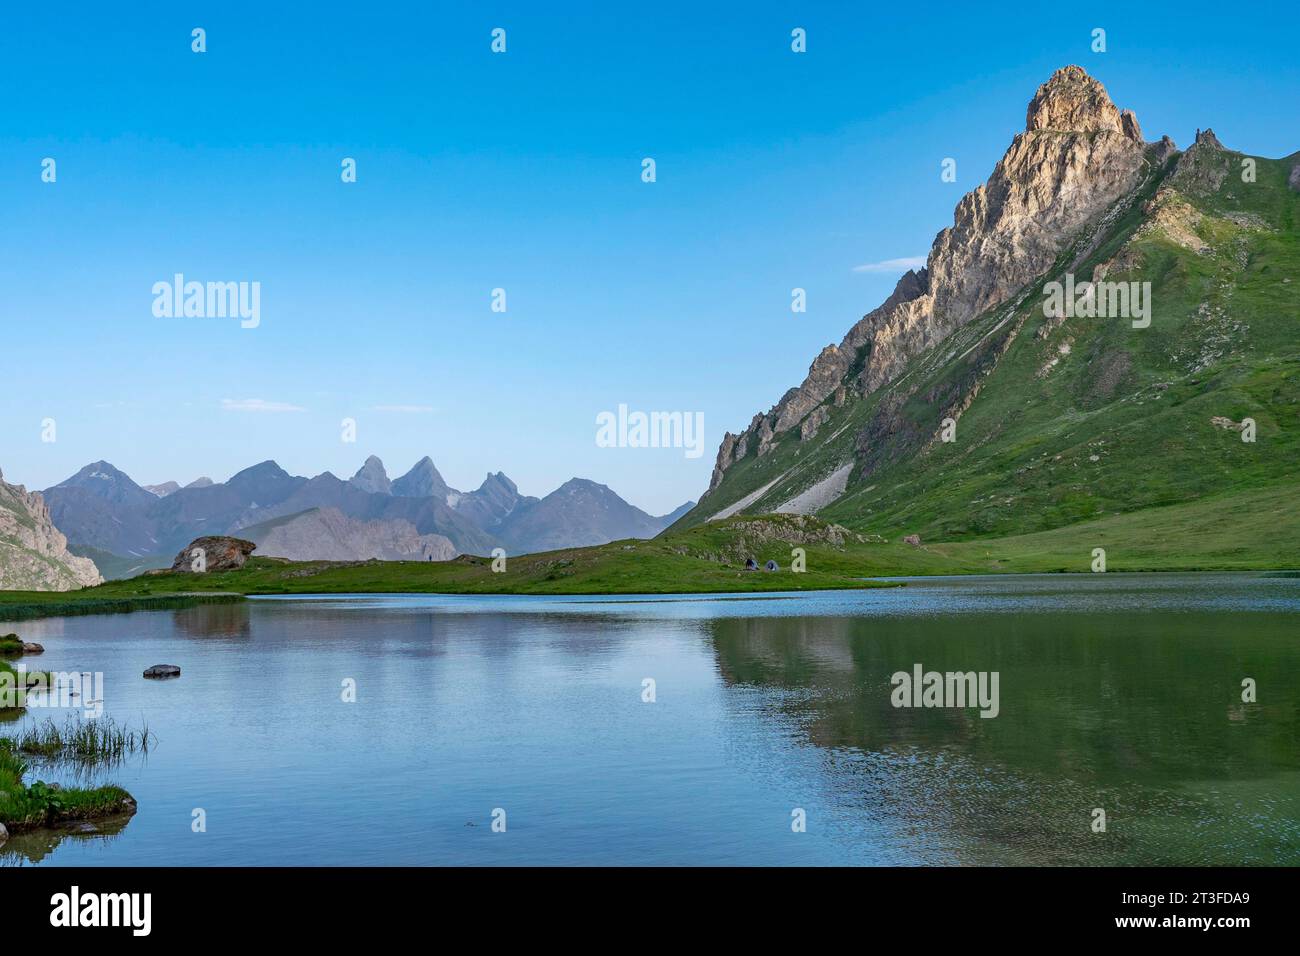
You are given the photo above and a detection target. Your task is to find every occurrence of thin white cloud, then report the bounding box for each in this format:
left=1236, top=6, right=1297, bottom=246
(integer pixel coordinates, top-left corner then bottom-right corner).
left=852, top=256, right=927, bottom=274
left=371, top=404, right=436, bottom=414
left=220, top=398, right=307, bottom=413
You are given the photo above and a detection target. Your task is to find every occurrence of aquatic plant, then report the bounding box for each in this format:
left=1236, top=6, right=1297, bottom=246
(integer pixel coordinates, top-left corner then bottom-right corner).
left=0, top=739, right=136, bottom=831
left=8, top=715, right=154, bottom=762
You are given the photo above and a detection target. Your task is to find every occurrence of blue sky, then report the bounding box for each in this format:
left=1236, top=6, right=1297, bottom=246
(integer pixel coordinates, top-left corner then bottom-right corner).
left=2, top=1, right=1297, bottom=512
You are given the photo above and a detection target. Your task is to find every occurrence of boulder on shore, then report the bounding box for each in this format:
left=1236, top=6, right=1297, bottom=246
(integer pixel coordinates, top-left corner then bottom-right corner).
left=143, top=664, right=181, bottom=680
left=170, top=536, right=256, bottom=573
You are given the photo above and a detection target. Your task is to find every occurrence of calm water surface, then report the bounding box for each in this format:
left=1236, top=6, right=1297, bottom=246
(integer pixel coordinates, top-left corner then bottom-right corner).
left=4, top=573, right=1298, bottom=866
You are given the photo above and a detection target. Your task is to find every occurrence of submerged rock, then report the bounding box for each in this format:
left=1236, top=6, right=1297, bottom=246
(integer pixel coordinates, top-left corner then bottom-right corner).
left=143, top=664, right=181, bottom=680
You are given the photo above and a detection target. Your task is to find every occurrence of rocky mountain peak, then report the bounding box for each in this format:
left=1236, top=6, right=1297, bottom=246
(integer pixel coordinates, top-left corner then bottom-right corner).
left=1194, top=127, right=1224, bottom=149
left=391, top=456, right=449, bottom=498
left=58, top=460, right=133, bottom=488
left=349, top=455, right=392, bottom=495
left=478, top=471, right=518, bottom=496
left=52, top=460, right=155, bottom=508
left=1171, top=128, right=1233, bottom=193
left=225, top=461, right=298, bottom=499
left=230, top=460, right=289, bottom=481
left=1025, top=65, right=1141, bottom=140
left=559, top=477, right=606, bottom=495
left=706, top=66, right=1156, bottom=496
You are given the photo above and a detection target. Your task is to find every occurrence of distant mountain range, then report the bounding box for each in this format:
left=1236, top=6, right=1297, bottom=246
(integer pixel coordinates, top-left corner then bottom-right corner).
left=38, top=456, right=692, bottom=578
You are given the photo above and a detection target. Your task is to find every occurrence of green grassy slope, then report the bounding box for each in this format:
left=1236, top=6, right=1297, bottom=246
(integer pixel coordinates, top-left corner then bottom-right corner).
left=681, top=144, right=1299, bottom=552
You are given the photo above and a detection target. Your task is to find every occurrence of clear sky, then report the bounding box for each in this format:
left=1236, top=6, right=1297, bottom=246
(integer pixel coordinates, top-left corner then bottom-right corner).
left=2, top=1, right=1297, bottom=512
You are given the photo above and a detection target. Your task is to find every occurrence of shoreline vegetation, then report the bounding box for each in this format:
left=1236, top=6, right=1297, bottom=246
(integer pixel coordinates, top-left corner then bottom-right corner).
left=0, top=485, right=1297, bottom=622
left=0, top=740, right=138, bottom=837
left=0, top=648, right=139, bottom=842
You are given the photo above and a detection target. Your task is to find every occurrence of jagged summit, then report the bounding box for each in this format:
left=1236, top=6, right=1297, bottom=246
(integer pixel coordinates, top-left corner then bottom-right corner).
left=1194, top=127, right=1224, bottom=149
left=476, top=471, right=517, bottom=496
left=349, top=455, right=392, bottom=495
left=392, top=456, right=450, bottom=498
left=1025, top=65, right=1142, bottom=139
left=708, top=65, right=1153, bottom=492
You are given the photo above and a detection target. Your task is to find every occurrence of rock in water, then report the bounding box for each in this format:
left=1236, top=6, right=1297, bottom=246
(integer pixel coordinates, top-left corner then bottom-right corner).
left=170, top=536, right=256, bottom=573
left=23, top=643, right=44, bottom=655
left=0, top=821, right=8, bottom=847
left=143, top=664, right=181, bottom=679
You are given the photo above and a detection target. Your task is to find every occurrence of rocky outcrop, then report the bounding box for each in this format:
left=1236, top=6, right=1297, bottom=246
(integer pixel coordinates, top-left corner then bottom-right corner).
left=799, top=406, right=830, bottom=441
left=1210, top=416, right=1250, bottom=432
left=1193, top=128, right=1224, bottom=150
left=170, top=536, right=256, bottom=572
left=688, top=515, right=866, bottom=563
left=1170, top=128, right=1231, bottom=194
left=708, top=66, right=1153, bottom=492
left=247, top=508, right=456, bottom=562
left=1134, top=189, right=1209, bottom=253
left=0, top=467, right=102, bottom=591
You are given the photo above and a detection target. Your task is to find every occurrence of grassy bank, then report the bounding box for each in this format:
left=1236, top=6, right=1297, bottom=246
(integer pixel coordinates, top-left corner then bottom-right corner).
left=0, top=653, right=141, bottom=835
left=0, top=483, right=1295, bottom=622
left=0, top=741, right=136, bottom=832
left=0, top=591, right=244, bottom=623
